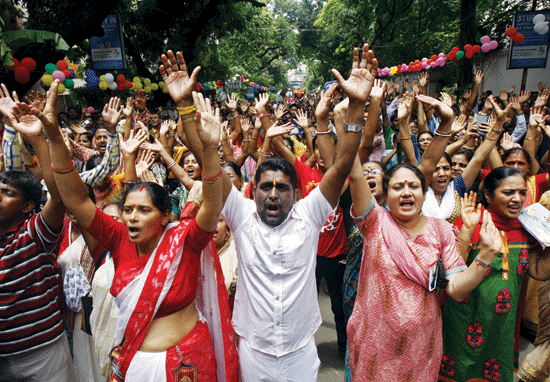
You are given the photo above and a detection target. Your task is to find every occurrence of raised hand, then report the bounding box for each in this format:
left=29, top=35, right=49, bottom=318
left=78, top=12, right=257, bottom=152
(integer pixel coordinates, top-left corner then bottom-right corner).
left=397, top=92, right=414, bottom=121
left=479, top=210, right=502, bottom=256
left=370, top=78, right=386, bottom=100
left=23, top=90, right=46, bottom=113
left=241, top=118, right=252, bottom=136
left=133, top=90, right=148, bottom=112
left=102, top=97, right=123, bottom=129
left=265, top=121, right=294, bottom=139
left=122, top=97, right=134, bottom=119
left=0, top=83, right=20, bottom=120
left=440, top=92, right=453, bottom=108
left=461, top=191, right=482, bottom=230
left=535, top=88, right=549, bottom=107
left=500, top=132, right=517, bottom=151
left=159, top=50, right=200, bottom=105
left=296, top=109, right=309, bottom=128
left=529, top=105, right=544, bottom=129
left=538, top=81, right=547, bottom=92
left=225, top=93, right=238, bottom=111
left=416, top=94, right=455, bottom=124
left=315, top=83, right=338, bottom=120
left=135, top=150, right=156, bottom=179
left=518, top=90, right=531, bottom=104
left=274, top=104, right=286, bottom=120
left=473, top=70, right=484, bottom=86
left=419, top=72, right=429, bottom=89
left=331, top=43, right=378, bottom=102
left=240, top=99, right=250, bottom=114
left=159, top=119, right=175, bottom=136
left=254, top=93, right=270, bottom=113
left=509, top=96, right=522, bottom=114
left=487, top=95, right=512, bottom=122
left=462, top=89, right=471, bottom=100
left=119, top=125, right=148, bottom=156
left=499, top=89, right=509, bottom=103
left=192, top=91, right=221, bottom=148
left=451, top=114, right=468, bottom=135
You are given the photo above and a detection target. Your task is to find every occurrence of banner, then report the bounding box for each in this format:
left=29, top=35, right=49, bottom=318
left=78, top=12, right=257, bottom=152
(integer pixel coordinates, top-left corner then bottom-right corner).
left=90, top=14, right=127, bottom=71
left=508, top=11, right=550, bottom=70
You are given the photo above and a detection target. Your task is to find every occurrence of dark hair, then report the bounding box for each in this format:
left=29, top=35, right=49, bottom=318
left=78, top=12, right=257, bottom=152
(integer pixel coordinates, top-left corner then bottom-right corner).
left=479, top=167, right=526, bottom=207
left=312, top=131, right=337, bottom=151
left=282, top=136, right=295, bottom=154
left=221, top=161, right=242, bottom=179
left=501, top=148, right=532, bottom=167
left=0, top=171, right=43, bottom=212
left=85, top=154, right=103, bottom=171
left=440, top=152, right=452, bottom=167
left=123, top=182, right=171, bottom=213
left=79, top=132, right=94, bottom=142
left=453, top=147, right=474, bottom=162
left=382, top=163, right=426, bottom=195
left=418, top=130, right=434, bottom=139
left=84, top=183, right=97, bottom=205
left=254, top=157, right=297, bottom=190
left=361, top=160, right=387, bottom=172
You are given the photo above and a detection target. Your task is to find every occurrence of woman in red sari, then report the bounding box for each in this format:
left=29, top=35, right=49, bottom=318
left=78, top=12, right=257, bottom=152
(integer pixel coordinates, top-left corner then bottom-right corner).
left=36, top=80, right=238, bottom=382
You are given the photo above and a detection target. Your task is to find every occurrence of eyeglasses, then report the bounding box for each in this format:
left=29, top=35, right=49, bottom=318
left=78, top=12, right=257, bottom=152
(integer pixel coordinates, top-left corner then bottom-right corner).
left=363, top=168, right=382, bottom=176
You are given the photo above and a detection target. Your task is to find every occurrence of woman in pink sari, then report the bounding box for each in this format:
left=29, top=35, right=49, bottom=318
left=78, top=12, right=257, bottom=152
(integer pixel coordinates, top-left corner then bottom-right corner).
left=346, top=95, right=503, bottom=382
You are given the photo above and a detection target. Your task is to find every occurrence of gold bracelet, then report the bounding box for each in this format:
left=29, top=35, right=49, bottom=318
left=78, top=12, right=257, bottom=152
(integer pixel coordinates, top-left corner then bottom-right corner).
left=491, top=129, right=503, bottom=134
left=167, top=161, right=177, bottom=170
left=486, top=137, right=498, bottom=141
left=399, top=136, right=412, bottom=141
left=455, top=237, right=470, bottom=246
left=181, top=117, right=195, bottom=124
left=177, top=105, right=197, bottom=116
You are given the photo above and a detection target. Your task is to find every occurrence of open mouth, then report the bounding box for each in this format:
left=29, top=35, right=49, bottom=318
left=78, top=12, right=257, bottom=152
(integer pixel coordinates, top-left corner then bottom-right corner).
left=266, top=202, right=281, bottom=216
left=508, top=205, right=521, bottom=215
left=437, top=178, right=448, bottom=187
left=367, top=181, right=377, bottom=190
left=128, top=227, right=140, bottom=238
left=400, top=200, right=415, bottom=210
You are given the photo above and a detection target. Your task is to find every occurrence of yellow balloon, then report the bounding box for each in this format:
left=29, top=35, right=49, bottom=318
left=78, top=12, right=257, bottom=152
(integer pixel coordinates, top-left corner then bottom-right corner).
left=42, top=74, right=53, bottom=86
left=159, top=81, right=166, bottom=88
left=99, top=81, right=109, bottom=91
left=57, top=83, right=66, bottom=94
left=144, top=78, right=152, bottom=86
left=151, top=83, right=159, bottom=91
left=144, top=86, right=152, bottom=94
left=133, top=76, right=141, bottom=83
left=134, top=82, right=143, bottom=90
left=162, top=87, right=169, bottom=94
left=100, top=75, right=105, bottom=82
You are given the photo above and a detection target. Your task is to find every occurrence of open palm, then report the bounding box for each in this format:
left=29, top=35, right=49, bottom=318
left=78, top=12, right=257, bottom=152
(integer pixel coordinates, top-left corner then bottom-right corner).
left=160, top=50, right=200, bottom=104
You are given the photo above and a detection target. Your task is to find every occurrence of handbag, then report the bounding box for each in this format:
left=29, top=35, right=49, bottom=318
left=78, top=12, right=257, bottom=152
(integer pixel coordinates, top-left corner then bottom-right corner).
left=63, top=264, right=91, bottom=312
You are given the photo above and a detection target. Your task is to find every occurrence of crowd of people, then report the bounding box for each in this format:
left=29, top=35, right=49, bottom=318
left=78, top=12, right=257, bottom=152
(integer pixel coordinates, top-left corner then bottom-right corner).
left=1, top=43, right=550, bottom=382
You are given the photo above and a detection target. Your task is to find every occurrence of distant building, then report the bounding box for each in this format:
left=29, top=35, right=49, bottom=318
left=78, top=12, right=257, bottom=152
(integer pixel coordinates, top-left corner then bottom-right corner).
left=288, top=63, right=308, bottom=89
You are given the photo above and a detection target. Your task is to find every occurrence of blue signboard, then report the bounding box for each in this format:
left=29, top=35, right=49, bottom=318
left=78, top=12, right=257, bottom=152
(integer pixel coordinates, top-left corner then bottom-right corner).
left=90, top=14, right=127, bottom=70
left=508, top=10, right=550, bottom=69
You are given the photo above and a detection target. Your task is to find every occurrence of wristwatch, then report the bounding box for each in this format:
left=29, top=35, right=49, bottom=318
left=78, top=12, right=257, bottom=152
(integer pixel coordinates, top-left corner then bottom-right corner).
left=344, top=123, right=363, bottom=132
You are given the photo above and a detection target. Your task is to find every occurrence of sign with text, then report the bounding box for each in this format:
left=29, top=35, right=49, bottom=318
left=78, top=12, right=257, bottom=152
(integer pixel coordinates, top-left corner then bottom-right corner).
left=508, top=10, right=550, bottom=69
left=90, top=14, right=127, bottom=71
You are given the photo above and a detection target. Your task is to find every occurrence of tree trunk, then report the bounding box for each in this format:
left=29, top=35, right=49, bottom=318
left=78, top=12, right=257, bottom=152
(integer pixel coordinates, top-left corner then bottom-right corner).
left=457, top=0, right=476, bottom=89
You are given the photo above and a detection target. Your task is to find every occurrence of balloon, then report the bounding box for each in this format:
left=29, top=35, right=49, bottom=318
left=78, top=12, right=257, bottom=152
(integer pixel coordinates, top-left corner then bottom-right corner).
left=42, top=74, right=53, bottom=86
left=117, top=83, right=125, bottom=92
left=452, top=47, right=460, bottom=53
left=133, top=76, right=141, bottom=83
left=21, top=57, right=36, bottom=71
left=134, top=82, right=143, bottom=90
left=45, top=63, right=57, bottom=74
left=159, top=81, right=166, bottom=88
left=56, top=60, right=69, bottom=71
left=422, top=62, right=428, bottom=69
left=465, top=51, right=474, bottom=59
left=422, top=57, right=428, bottom=63
left=480, top=35, right=491, bottom=44
left=109, top=82, right=118, bottom=90
left=438, top=53, right=445, bottom=59
left=117, top=74, right=126, bottom=83
left=472, top=45, right=481, bottom=53
left=144, top=78, right=152, bottom=86
left=464, top=44, right=473, bottom=52
left=162, top=87, right=169, bottom=94
left=481, top=43, right=491, bottom=53
left=151, top=83, right=159, bottom=91
left=534, top=22, right=549, bottom=35
left=64, top=79, right=74, bottom=89
left=100, top=75, right=105, bottom=82
left=57, top=83, right=66, bottom=94
left=68, top=69, right=76, bottom=79
left=52, top=70, right=66, bottom=82
left=489, top=40, right=498, bottom=50
left=250, top=82, right=255, bottom=86
left=125, top=81, right=133, bottom=89
left=104, top=73, right=115, bottom=83
left=456, top=51, right=465, bottom=59
left=513, top=33, right=525, bottom=43
left=533, top=14, right=546, bottom=24
left=14, top=67, right=30, bottom=84
left=506, top=27, right=517, bottom=37
left=431, top=54, right=438, bottom=61
left=87, top=107, right=95, bottom=114
left=62, top=69, right=72, bottom=80
left=87, top=83, right=98, bottom=90
left=99, top=81, right=109, bottom=91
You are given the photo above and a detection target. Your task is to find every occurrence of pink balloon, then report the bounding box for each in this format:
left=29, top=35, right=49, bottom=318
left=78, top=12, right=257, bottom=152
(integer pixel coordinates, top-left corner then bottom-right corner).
left=422, top=62, right=428, bottom=69
left=481, top=43, right=491, bottom=53
left=87, top=107, right=95, bottom=114
left=51, top=70, right=66, bottom=82
left=438, top=53, right=446, bottom=59
left=489, top=40, right=498, bottom=50
left=480, top=35, right=491, bottom=44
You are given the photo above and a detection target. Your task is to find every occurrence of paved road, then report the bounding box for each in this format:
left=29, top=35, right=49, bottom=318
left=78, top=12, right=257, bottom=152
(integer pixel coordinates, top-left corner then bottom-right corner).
left=314, top=290, right=535, bottom=382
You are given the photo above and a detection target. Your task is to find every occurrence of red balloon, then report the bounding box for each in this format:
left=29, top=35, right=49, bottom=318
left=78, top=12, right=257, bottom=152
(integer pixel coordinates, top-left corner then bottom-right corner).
left=56, top=60, right=69, bottom=71
left=464, top=44, right=473, bottom=52
left=117, top=74, right=126, bottom=83
left=452, top=47, right=460, bottom=53
left=6, top=58, right=20, bottom=71
left=472, top=45, right=481, bottom=53
left=415, top=59, right=421, bottom=64
left=117, top=83, right=125, bottom=91
left=465, top=51, right=474, bottom=59
left=21, top=57, right=36, bottom=71
left=506, top=27, right=517, bottom=37
left=513, top=33, right=525, bottom=43
left=249, top=82, right=255, bottom=87
left=125, top=81, right=133, bottom=89
left=427, top=59, right=433, bottom=65
left=14, top=66, right=30, bottom=84
left=62, top=69, right=72, bottom=79
left=431, top=55, right=437, bottom=61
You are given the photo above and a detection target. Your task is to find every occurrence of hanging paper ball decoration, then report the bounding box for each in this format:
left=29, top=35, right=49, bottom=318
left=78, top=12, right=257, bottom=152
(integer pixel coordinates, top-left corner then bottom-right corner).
left=99, top=81, right=109, bottom=91
left=481, top=43, right=491, bottom=53
left=105, top=73, right=115, bottom=83
left=57, top=83, right=66, bottom=94
left=133, top=76, right=141, bottom=83
left=466, top=51, right=474, bottom=59
left=151, top=83, right=159, bottom=91
left=489, top=40, right=498, bottom=50
left=62, top=69, right=72, bottom=80
left=14, top=66, right=30, bottom=84
left=473, top=45, right=481, bottom=53
left=144, top=78, right=152, bottom=86
left=45, top=63, right=57, bottom=74
left=117, top=74, right=126, bottom=83
left=159, top=81, right=166, bottom=88
left=108, top=82, right=118, bottom=91
left=20, top=57, right=36, bottom=72
left=117, top=83, right=125, bottom=92
left=56, top=60, right=69, bottom=71
left=125, top=81, right=133, bottom=89
left=456, top=51, right=465, bottom=60
left=506, top=27, right=517, bottom=37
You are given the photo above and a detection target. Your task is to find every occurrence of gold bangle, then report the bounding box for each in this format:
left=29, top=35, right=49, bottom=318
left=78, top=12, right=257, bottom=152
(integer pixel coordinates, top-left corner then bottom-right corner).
left=177, top=105, right=197, bottom=116
left=181, top=117, right=195, bottom=124
left=491, top=129, right=503, bottom=134
left=455, top=237, right=470, bottom=246
left=399, top=136, right=412, bottom=141
left=486, top=137, right=498, bottom=141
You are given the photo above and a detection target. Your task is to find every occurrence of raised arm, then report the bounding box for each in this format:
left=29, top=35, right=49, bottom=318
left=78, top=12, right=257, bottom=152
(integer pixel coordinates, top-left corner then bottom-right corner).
left=319, top=43, right=378, bottom=208
left=396, top=92, right=417, bottom=166
left=314, top=83, right=338, bottom=167
left=358, top=79, right=385, bottom=164
left=464, top=70, right=484, bottom=116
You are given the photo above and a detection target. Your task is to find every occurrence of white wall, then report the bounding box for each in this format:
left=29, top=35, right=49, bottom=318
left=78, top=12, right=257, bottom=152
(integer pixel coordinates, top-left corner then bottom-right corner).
left=478, top=48, right=550, bottom=94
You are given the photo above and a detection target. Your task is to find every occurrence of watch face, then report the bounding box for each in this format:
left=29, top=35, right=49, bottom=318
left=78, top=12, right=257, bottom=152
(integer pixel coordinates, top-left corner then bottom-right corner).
left=345, top=123, right=362, bottom=132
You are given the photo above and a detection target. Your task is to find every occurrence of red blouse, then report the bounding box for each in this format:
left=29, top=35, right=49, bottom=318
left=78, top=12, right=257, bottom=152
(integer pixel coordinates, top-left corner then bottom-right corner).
left=87, top=208, right=213, bottom=317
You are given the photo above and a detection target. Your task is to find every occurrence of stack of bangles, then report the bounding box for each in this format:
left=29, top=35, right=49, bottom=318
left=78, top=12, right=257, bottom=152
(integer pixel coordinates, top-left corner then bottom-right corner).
left=201, top=170, right=223, bottom=184
left=316, top=130, right=330, bottom=135
left=51, top=161, right=76, bottom=174
left=455, top=237, right=469, bottom=246
left=25, top=159, right=39, bottom=168
left=259, top=151, right=271, bottom=158
left=177, top=105, right=197, bottom=124
left=167, top=161, right=177, bottom=171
